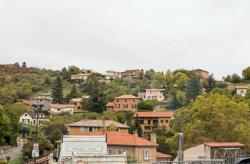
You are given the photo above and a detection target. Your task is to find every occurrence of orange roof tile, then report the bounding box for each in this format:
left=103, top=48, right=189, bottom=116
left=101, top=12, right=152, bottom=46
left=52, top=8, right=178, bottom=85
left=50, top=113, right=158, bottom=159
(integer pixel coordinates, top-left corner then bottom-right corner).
left=106, top=102, right=114, bottom=107
left=107, top=132, right=158, bottom=147
left=134, top=112, right=174, bottom=118
left=156, top=152, right=172, bottom=158
left=204, top=142, right=245, bottom=147
left=116, top=95, right=139, bottom=99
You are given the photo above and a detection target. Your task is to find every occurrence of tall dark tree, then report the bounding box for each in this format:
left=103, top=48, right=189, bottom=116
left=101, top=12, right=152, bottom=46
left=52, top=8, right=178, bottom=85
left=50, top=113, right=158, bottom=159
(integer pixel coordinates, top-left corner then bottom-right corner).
left=22, top=62, right=27, bottom=68
left=242, top=66, right=250, bottom=81
left=204, top=74, right=216, bottom=92
left=52, top=75, right=63, bottom=103
left=185, top=76, right=201, bottom=104
left=230, top=73, right=241, bottom=83
left=61, top=67, right=70, bottom=80
left=84, top=75, right=106, bottom=113
left=65, top=84, right=79, bottom=102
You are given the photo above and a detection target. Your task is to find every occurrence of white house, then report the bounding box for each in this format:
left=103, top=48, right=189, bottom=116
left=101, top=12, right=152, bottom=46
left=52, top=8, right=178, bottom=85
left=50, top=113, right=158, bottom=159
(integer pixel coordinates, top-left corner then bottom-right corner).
left=71, top=73, right=91, bottom=80
left=138, top=89, right=165, bottom=102
left=105, top=70, right=121, bottom=80
left=178, top=142, right=246, bottom=163
left=19, top=112, right=50, bottom=126
left=49, top=104, right=75, bottom=115
left=235, top=86, right=248, bottom=96
left=57, top=135, right=127, bottom=164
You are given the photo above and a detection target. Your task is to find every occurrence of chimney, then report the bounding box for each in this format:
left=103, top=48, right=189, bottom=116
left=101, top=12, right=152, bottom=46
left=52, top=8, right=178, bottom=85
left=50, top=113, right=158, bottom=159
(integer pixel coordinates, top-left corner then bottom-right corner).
left=150, top=132, right=157, bottom=144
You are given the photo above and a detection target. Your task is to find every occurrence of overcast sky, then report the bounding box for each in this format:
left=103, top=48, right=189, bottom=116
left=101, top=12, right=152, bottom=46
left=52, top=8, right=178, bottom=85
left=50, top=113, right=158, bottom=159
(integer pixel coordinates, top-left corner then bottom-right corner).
left=1, top=0, right=250, bottom=79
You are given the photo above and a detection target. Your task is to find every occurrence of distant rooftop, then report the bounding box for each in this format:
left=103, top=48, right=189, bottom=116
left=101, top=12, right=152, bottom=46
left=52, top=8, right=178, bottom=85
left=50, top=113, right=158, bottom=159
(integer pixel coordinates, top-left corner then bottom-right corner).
left=204, top=142, right=245, bottom=148
left=68, top=119, right=129, bottom=129
left=134, top=112, right=174, bottom=118
left=115, top=95, right=139, bottom=99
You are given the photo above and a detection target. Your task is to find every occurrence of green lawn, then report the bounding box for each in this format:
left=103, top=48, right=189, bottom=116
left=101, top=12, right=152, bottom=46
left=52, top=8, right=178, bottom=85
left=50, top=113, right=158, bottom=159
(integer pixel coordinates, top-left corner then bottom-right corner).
left=8, top=157, right=25, bottom=164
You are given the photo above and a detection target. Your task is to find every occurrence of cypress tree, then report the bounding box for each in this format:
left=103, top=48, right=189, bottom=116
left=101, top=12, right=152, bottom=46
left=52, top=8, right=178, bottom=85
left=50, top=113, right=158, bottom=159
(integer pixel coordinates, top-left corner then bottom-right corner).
left=52, top=75, right=63, bottom=103
left=185, top=76, right=201, bottom=104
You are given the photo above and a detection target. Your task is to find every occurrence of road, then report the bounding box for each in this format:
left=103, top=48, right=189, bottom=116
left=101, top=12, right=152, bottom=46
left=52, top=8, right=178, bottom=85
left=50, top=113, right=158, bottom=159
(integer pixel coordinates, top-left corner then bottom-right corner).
left=0, top=137, right=25, bottom=160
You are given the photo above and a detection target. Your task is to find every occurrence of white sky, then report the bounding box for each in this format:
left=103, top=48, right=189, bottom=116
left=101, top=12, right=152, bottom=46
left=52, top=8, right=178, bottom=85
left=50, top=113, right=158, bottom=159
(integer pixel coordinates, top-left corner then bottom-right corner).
left=1, top=0, right=250, bottom=79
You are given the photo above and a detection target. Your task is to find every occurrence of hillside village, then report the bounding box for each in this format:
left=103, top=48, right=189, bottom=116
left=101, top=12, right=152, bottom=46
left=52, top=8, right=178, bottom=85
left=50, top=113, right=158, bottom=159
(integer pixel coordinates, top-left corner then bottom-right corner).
left=0, top=63, right=250, bottom=164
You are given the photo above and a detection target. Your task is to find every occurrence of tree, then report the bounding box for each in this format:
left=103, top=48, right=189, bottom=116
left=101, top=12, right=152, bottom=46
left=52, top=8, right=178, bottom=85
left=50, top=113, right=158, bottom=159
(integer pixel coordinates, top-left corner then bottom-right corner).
left=83, top=75, right=106, bottom=113
left=231, top=73, right=241, bottom=83
left=242, top=67, right=250, bottom=81
left=204, top=74, right=216, bottom=92
left=52, top=75, right=64, bottom=103
left=68, top=65, right=80, bottom=75
left=65, top=84, right=79, bottom=102
left=61, top=67, right=70, bottom=80
left=171, top=93, right=250, bottom=153
left=44, top=124, right=68, bottom=145
left=137, top=100, right=158, bottom=111
left=22, top=62, right=27, bottom=68
left=185, top=76, right=201, bottom=103
left=0, top=105, right=10, bottom=145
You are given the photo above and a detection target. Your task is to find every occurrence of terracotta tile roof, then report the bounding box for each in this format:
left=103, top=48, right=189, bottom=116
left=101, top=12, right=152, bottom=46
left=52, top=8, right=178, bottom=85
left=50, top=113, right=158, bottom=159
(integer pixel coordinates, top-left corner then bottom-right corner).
left=156, top=152, right=172, bottom=158
left=107, top=132, right=158, bottom=147
left=50, top=104, right=74, bottom=109
left=68, top=119, right=129, bottom=128
left=116, top=95, right=139, bottom=99
left=36, top=156, right=49, bottom=163
left=204, top=142, right=245, bottom=147
left=134, top=112, right=174, bottom=118
left=106, top=102, right=114, bottom=107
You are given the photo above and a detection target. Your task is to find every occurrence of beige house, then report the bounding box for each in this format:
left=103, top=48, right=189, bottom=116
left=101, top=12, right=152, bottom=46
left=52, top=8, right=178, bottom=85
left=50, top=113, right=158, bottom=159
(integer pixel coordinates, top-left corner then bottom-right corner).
left=107, top=132, right=158, bottom=164
left=134, top=112, right=174, bottom=140
left=68, top=119, right=130, bottom=135
left=181, top=142, right=246, bottom=163
left=70, top=95, right=89, bottom=109
left=106, top=95, right=140, bottom=112
left=105, top=70, right=121, bottom=80
left=227, top=83, right=250, bottom=96
left=138, top=89, right=165, bottom=102
left=49, top=104, right=75, bottom=115
left=192, top=69, right=209, bottom=80
left=19, top=112, right=50, bottom=126
left=121, top=69, right=142, bottom=79
left=71, top=73, right=91, bottom=80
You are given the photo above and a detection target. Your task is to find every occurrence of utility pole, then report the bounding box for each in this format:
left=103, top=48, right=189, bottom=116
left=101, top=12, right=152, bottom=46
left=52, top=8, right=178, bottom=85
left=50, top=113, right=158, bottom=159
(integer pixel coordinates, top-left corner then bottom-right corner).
left=32, top=101, right=44, bottom=164
left=178, top=132, right=184, bottom=163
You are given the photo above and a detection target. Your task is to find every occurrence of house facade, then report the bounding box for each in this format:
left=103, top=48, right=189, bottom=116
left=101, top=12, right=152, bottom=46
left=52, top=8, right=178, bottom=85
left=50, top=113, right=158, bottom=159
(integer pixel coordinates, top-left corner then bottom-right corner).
left=68, top=119, right=129, bottom=135
left=105, top=70, right=121, bottom=80
left=192, top=69, right=209, bottom=80
left=121, top=69, right=141, bottom=79
left=134, top=112, right=174, bottom=140
left=227, top=83, right=250, bottom=96
left=32, top=93, right=53, bottom=111
left=57, top=135, right=127, bottom=164
left=70, top=96, right=89, bottom=109
left=71, top=73, right=91, bottom=80
left=107, top=132, right=158, bottom=164
left=49, top=104, right=75, bottom=115
left=19, top=112, right=50, bottom=126
left=138, top=89, right=165, bottom=102
left=106, top=95, right=140, bottom=112
left=181, top=142, right=246, bottom=164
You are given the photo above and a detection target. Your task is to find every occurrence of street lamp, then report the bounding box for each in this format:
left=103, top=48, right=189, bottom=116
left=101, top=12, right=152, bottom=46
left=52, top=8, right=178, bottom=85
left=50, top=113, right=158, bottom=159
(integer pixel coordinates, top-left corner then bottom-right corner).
left=31, top=102, right=44, bottom=164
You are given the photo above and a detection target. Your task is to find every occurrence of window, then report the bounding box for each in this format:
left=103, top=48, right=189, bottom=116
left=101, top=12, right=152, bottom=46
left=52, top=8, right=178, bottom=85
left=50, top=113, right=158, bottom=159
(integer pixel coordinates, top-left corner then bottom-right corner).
left=161, top=120, right=164, bottom=123
left=108, top=149, right=112, bottom=155
left=125, top=99, right=127, bottom=103
left=80, top=127, right=85, bottom=133
left=118, top=149, right=123, bottom=154
left=148, top=120, right=151, bottom=124
left=25, top=114, right=27, bottom=116
left=89, top=127, right=93, bottom=132
left=144, top=149, right=151, bottom=160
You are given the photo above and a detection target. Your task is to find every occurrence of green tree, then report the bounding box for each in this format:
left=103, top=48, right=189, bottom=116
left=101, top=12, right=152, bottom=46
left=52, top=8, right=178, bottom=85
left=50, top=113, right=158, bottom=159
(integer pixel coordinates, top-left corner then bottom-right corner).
left=0, top=105, right=10, bottom=145
left=68, top=65, right=80, bottom=75
left=66, top=84, right=79, bottom=102
left=52, top=75, right=64, bottom=103
left=172, top=93, right=250, bottom=153
left=137, top=100, right=158, bottom=111
left=185, top=76, right=201, bottom=103
left=61, top=67, right=70, bottom=80
left=204, top=74, right=216, bottom=92
left=231, top=73, right=241, bottom=83
left=242, top=66, right=250, bottom=81
left=83, top=75, right=106, bottom=113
